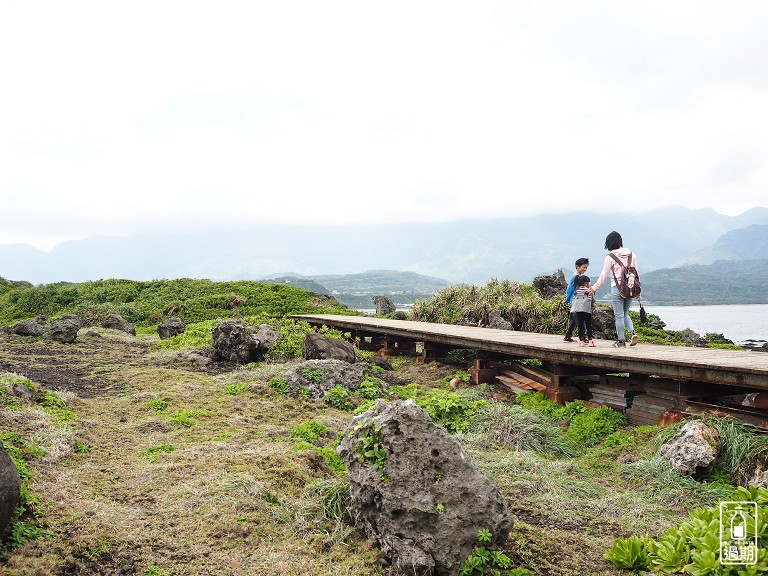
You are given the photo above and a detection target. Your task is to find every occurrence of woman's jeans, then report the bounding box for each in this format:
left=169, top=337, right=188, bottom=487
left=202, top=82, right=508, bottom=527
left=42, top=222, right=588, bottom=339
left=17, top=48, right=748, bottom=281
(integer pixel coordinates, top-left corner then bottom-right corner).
left=611, top=285, right=634, bottom=341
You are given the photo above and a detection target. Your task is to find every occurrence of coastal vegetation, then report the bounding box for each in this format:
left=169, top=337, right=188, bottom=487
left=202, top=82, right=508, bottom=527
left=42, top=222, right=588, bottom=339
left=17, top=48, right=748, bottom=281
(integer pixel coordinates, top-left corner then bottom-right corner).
left=0, top=277, right=761, bottom=574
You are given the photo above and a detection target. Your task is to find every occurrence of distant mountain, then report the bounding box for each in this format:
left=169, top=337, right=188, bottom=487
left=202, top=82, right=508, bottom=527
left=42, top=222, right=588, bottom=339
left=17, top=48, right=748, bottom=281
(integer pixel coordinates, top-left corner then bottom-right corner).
left=638, top=259, right=768, bottom=305
left=672, top=224, right=768, bottom=265
left=2, top=205, right=767, bottom=287
left=260, top=270, right=452, bottom=309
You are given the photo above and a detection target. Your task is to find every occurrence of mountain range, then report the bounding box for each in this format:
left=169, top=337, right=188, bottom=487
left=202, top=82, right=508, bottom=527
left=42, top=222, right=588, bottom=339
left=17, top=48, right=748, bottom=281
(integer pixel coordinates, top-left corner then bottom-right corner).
left=1, top=205, right=766, bottom=305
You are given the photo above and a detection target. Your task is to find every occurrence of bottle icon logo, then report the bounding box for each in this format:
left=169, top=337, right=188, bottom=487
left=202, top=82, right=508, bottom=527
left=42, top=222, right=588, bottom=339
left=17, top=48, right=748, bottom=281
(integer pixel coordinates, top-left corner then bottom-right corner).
left=720, top=501, right=758, bottom=565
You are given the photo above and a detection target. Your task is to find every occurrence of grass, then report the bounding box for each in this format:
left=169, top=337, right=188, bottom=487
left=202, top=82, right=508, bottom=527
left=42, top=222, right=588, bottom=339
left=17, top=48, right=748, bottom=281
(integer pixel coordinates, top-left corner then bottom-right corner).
left=1, top=311, right=757, bottom=576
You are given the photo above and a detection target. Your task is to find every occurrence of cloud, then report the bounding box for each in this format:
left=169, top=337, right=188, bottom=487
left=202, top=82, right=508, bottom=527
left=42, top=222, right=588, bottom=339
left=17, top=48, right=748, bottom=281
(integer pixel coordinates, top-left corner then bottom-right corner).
left=1, top=1, right=767, bottom=249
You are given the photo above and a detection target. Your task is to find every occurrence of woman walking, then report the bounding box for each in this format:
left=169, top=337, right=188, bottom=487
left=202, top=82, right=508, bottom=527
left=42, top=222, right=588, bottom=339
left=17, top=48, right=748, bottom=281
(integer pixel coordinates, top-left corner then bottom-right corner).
left=590, top=231, right=639, bottom=347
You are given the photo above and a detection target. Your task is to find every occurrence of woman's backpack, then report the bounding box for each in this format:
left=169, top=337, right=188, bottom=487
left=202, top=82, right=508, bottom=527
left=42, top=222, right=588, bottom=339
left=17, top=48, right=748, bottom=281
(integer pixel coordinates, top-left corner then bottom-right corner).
left=609, top=252, right=642, bottom=299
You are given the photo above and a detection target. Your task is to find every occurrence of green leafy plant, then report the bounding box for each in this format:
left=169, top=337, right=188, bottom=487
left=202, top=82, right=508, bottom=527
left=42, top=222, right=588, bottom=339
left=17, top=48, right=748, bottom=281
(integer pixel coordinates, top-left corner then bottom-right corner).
left=357, top=375, right=384, bottom=400
left=302, top=366, right=324, bottom=384
left=353, top=421, right=388, bottom=470
left=223, top=382, right=249, bottom=395
left=146, top=398, right=168, bottom=412
left=604, top=535, right=651, bottom=572
left=267, top=377, right=288, bottom=395
left=290, top=420, right=328, bottom=444
left=171, top=410, right=203, bottom=427
left=324, top=385, right=353, bottom=411
left=459, top=530, right=531, bottom=576
left=417, top=390, right=488, bottom=433
left=566, top=406, right=627, bottom=447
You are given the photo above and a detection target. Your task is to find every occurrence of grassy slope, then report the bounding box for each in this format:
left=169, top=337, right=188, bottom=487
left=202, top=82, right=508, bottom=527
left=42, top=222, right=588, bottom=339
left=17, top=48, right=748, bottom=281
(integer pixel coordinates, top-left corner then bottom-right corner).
left=1, top=331, right=731, bottom=576
left=0, top=278, right=738, bottom=575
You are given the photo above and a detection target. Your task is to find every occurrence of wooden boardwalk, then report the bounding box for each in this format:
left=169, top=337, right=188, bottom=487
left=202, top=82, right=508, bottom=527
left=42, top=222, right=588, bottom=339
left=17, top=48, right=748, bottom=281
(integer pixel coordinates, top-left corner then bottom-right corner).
left=291, top=314, right=768, bottom=390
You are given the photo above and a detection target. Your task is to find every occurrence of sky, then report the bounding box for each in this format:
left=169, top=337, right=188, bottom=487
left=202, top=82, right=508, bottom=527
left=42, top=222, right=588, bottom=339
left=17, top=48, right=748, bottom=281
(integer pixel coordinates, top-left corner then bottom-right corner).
left=2, top=1, right=768, bottom=251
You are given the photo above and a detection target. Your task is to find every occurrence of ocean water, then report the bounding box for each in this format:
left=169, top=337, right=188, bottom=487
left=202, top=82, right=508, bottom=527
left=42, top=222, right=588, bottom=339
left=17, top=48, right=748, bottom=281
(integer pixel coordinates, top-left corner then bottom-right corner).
left=647, top=304, right=768, bottom=345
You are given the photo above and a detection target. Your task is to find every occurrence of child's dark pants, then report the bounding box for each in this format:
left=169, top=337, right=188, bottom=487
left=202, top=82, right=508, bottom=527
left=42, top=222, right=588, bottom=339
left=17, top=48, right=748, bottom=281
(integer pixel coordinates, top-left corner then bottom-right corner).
left=576, top=312, right=592, bottom=341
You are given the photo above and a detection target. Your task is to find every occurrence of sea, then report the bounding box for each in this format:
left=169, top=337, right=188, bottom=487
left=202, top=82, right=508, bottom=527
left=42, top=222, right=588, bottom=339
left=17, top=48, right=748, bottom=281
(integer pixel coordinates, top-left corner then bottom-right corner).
left=635, top=304, right=768, bottom=345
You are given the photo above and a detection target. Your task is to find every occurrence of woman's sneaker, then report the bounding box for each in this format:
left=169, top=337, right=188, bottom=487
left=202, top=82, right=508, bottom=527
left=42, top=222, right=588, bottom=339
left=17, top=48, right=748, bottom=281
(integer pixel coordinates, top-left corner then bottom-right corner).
left=613, top=340, right=626, bottom=348
left=588, top=339, right=596, bottom=347
left=629, top=333, right=638, bottom=346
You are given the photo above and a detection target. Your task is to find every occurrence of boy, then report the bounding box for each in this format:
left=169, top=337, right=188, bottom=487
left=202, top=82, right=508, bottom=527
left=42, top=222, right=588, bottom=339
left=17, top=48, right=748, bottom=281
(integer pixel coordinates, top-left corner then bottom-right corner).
left=571, top=275, right=596, bottom=347
left=563, top=257, right=589, bottom=342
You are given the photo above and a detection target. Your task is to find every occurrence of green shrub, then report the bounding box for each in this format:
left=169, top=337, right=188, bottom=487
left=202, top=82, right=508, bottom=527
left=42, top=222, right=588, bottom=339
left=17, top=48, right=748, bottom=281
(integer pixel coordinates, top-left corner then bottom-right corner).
left=358, top=375, right=384, bottom=400
left=290, top=420, right=328, bottom=444
left=566, top=406, right=627, bottom=447
left=324, top=386, right=353, bottom=411
left=303, top=366, right=323, bottom=384
left=223, top=382, right=249, bottom=395
left=604, top=535, right=651, bottom=572
left=267, top=377, right=288, bottom=395
left=417, top=390, right=488, bottom=433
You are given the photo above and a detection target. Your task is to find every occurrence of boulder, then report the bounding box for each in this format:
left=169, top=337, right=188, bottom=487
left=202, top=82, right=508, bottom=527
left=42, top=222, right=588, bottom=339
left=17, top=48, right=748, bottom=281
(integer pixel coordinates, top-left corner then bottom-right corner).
left=337, top=400, right=513, bottom=575
left=680, top=328, right=706, bottom=347
left=302, top=332, right=355, bottom=363
left=532, top=269, right=567, bottom=299
left=46, top=315, right=82, bottom=343
left=12, top=315, right=47, bottom=337
left=486, top=311, right=512, bottom=330
left=369, top=355, right=393, bottom=371
left=660, top=420, right=721, bottom=478
left=392, top=311, right=408, bottom=320
left=1, top=445, right=22, bottom=535
left=283, top=359, right=369, bottom=399
left=211, top=321, right=279, bottom=363
left=157, top=317, right=186, bottom=340
left=101, top=314, right=136, bottom=335
left=373, top=295, right=397, bottom=316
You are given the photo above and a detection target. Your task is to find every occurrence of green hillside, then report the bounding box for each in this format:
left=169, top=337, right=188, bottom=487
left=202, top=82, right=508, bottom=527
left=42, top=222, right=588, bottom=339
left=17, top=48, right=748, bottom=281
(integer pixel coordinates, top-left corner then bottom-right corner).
left=0, top=278, right=350, bottom=329
left=640, top=260, right=768, bottom=305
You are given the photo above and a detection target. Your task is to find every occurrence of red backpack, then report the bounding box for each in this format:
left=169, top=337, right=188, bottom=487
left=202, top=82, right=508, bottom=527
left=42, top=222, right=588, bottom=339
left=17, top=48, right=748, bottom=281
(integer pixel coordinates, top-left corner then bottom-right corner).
left=609, top=252, right=642, bottom=298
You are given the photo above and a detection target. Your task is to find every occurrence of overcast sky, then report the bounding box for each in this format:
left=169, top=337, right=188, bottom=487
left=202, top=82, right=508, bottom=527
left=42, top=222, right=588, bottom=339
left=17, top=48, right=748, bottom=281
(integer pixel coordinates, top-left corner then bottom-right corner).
left=2, top=1, right=767, bottom=250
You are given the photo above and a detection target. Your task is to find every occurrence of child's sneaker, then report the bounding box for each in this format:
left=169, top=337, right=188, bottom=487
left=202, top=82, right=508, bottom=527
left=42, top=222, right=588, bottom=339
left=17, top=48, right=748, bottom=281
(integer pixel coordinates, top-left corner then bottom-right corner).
left=563, top=336, right=574, bottom=342
left=613, top=340, right=626, bottom=348
left=578, top=340, right=586, bottom=347
left=588, top=339, right=596, bottom=347
left=629, top=333, right=638, bottom=346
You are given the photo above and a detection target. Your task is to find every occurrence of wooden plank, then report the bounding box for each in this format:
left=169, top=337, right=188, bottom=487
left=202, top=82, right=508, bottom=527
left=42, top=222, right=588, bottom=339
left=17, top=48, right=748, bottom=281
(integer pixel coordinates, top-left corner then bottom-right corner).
left=496, top=374, right=547, bottom=392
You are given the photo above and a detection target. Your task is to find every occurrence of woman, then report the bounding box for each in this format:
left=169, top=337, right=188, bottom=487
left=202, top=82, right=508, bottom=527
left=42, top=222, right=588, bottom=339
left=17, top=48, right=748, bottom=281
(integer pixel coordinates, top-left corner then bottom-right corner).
left=589, top=231, right=638, bottom=347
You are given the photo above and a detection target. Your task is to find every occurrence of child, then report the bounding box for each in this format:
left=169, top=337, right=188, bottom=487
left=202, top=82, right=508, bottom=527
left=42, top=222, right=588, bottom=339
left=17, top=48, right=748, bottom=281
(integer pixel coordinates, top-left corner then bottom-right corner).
left=563, top=258, right=589, bottom=342
left=570, top=275, right=596, bottom=347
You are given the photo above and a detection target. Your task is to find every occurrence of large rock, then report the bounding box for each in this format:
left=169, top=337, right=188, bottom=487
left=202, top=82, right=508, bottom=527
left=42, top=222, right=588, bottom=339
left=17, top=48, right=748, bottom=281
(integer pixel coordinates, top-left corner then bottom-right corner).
left=660, top=420, right=721, bottom=478
left=373, top=295, right=397, bottom=316
left=302, top=332, right=355, bottom=363
left=283, top=359, right=369, bottom=399
left=532, top=269, right=567, bottom=299
left=157, top=317, right=186, bottom=340
left=101, top=314, right=136, bottom=335
left=46, top=315, right=82, bottom=343
left=211, top=321, right=280, bottom=363
left=337, top=400, right=513, bottom=575
left=1, top=445, right=22, bottom=535
left=12, top=315, right=47, bottom=337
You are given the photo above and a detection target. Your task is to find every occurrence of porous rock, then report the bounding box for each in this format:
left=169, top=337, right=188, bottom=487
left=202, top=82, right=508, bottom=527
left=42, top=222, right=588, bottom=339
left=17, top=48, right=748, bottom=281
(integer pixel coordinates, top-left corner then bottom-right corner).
left=302, top=332, right=355, bottom=363
left=373, top=295, right=397, bottom=316
left=101, top=314, right=136, bottom=335
left=532, top=269, right=567, bottom=299
left=486, top=311, right=512, bottom=330
left=46, top=315, right=82, bottom=343
left=337, top=399, right=513, bottom=575
left=660, top=420, right=721, bottom=478
left=12, top=315, right=48, bottom=337
left=157, top=317, right=186, bottom=340
left=282, top=359, right=368, bottom=399
left=211, top=321, right=280, bottom=363
left=1, top=445, right=22, bottom=535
